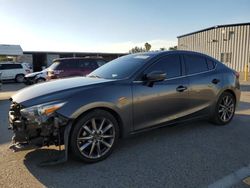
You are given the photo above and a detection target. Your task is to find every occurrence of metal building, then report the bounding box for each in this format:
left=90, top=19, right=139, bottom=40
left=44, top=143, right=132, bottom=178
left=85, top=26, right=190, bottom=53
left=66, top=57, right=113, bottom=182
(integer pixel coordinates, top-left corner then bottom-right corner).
left=177, top=23, right=250, bottom=73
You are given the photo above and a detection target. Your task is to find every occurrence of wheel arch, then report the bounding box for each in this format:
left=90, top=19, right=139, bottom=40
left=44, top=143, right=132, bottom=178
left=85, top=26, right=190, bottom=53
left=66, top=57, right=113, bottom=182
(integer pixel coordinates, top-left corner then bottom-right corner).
left=70, top=106, right=125, bottom=138
left=15, top=74, right=25, bottom=82
left=222, top=89, right=236, bottom=101
left=15, top=73, right=25, bottom=78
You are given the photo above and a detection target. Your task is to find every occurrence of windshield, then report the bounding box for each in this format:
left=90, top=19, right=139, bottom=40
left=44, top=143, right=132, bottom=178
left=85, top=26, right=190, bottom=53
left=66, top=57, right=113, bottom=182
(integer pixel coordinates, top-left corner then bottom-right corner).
left=48, top=61, right=60, bottom=70
left=88, top=54, right=152, bottom=79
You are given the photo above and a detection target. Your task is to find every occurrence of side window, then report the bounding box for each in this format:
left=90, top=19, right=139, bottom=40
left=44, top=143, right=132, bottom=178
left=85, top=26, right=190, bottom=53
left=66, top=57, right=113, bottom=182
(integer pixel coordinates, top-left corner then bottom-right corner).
left=59, top=60, right=77, bottom=69
left=0, top=64, right=7, bottom=69
left=206, top=59, right=216, bottom=70
left=79, top=60, right=92, bottom=69
left=78, top=60, right=87, bottom=68
left=79, top=60, right=99, bottom=70
left=184, top=55, right=208, bottom=74
left=145, top=55, right=182, bottom=79
left=90, top=61, right=99, bottom=70
left=96, top=60, right=106, bottom=67
left=12, top=64, right=22, bottom=69
left=2, top=64, right=22, bottom=69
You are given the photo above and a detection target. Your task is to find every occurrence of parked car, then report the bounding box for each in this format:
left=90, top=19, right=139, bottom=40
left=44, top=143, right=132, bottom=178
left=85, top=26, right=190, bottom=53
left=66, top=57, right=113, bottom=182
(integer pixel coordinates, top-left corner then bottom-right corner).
left=8, top=51, right=240, bottom=164
left=24, top=69, right=47, bottom=85
left=46, top=57, right=107, bottom=80
left=0, top=62, right=32, bottom=83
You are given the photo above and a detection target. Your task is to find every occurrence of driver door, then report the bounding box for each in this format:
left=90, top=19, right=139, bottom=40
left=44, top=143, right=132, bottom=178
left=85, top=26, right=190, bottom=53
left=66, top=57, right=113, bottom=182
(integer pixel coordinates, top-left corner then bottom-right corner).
left=132, top=54, right=190, bottom=131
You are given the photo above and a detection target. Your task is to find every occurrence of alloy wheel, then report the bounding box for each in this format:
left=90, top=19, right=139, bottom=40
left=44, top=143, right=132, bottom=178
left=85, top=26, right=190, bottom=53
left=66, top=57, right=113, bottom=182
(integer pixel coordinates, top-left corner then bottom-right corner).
left=218, top=95, right=235, bottom=122
left=76, top=117, right=115, bottom=159
left=16, top=75, right=24, bottom=83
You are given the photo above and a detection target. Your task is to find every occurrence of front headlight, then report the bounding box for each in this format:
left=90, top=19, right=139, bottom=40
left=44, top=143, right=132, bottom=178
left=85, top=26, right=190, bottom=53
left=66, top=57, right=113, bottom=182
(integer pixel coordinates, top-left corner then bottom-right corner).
left=20, top=101, right=66, bottom=123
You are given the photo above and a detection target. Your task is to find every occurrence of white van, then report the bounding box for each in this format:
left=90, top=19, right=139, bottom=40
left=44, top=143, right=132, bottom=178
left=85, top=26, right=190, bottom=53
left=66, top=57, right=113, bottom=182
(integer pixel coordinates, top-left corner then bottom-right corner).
left=0, top=62, right=32, bottom=83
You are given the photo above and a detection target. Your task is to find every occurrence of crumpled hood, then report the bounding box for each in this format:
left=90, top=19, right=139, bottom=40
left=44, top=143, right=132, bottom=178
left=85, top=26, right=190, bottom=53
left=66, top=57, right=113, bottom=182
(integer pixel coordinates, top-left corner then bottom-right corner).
left=25, top=69, right=47, bottom=78
left=25, top=71, right=41, bottom=78
left=11, top=77, right=113, bottom=106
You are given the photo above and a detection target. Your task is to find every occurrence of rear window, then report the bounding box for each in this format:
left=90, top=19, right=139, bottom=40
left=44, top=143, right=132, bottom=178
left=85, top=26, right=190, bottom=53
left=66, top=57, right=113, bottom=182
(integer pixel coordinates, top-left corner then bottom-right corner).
left=184, top=55, right=208, bottom=74
left=0, top=64, right=22, bottom=69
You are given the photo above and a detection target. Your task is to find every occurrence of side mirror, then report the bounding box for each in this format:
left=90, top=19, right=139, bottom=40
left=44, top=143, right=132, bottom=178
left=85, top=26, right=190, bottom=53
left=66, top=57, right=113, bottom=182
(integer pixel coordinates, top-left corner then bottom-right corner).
left=145, top=71, right=166, bottom=82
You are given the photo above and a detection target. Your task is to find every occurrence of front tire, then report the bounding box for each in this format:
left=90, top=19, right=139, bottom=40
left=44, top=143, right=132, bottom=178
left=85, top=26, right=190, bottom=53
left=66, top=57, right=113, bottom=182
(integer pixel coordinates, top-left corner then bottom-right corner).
left=70, top=110, right=119, bottom=163
left=211, top=92, right=236, bottom=125
left=15, top=74, right=25, bottom=83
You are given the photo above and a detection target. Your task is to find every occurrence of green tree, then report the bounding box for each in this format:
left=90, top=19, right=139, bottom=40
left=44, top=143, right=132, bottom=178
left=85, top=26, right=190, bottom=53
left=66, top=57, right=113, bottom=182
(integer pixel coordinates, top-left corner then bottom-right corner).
left=168, top=46, right=177, bottom=50
left=144, top=42, right=151, bottom=52
left=129, top=46, right=146, bottom=54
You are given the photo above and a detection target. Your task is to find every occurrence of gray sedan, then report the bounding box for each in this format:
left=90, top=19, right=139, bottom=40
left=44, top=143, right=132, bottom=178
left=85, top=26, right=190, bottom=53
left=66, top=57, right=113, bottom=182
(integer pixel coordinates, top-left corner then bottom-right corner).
left=8, top=50, right=240, bottom=164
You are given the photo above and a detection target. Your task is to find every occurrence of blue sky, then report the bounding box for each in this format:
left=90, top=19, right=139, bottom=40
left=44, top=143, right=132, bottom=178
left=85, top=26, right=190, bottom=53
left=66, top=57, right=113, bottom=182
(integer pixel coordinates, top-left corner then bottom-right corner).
left=0, top=0, right=249, bottom=52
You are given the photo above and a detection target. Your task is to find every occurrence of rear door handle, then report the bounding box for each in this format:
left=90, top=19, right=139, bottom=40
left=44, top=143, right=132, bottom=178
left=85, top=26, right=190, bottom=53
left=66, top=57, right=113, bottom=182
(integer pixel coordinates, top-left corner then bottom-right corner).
left=212, top=78, right=220, bottom=84
left=176, top=85, right=187, bottom=92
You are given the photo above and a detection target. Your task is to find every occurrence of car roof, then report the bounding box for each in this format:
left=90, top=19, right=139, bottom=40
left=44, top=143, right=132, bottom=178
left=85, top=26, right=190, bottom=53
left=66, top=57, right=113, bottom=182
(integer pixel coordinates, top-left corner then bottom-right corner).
left=53, top=56, right=106, bottom=62
left=0, top=62, right=22, bottom=65
left=138, top=50, right=217, bottom=60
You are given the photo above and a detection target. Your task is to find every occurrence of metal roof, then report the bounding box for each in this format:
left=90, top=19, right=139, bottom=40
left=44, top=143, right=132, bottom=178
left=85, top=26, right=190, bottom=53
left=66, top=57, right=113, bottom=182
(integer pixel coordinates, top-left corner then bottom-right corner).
left=23, top=51, right=127, bottom=55
left=177, top=22, right=250, bottom=38
left=0, top=44, right=23, bottom=55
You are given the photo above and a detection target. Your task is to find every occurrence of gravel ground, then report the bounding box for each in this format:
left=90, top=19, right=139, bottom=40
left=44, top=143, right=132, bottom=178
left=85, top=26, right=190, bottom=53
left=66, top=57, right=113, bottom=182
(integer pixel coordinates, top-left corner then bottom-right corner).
left=0, top=84, right=250, bottom=188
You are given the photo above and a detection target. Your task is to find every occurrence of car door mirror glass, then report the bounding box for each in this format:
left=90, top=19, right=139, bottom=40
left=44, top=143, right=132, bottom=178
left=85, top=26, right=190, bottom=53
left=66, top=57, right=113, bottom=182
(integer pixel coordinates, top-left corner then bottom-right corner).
left=145, top=71, right=166, bottom=82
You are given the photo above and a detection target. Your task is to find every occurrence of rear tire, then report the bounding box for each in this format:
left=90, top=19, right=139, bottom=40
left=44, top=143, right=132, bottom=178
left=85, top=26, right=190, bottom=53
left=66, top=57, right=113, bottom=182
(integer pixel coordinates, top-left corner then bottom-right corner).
left=211, top=92, right=236, bottom=125
left=15, top=74, right=25, bottom=83
left=70, top=110, right=119, bottom=163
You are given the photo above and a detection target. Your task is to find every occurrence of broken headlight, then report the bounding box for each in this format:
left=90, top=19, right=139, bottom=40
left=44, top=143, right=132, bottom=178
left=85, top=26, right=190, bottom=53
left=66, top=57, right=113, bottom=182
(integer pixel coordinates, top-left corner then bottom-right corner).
left=20, top=101, right=66, bottom=124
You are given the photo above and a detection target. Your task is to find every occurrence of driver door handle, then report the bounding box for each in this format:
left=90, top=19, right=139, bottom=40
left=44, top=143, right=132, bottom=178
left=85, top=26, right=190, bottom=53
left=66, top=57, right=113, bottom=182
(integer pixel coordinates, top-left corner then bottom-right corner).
left=176, top=85, right=187, bottom=92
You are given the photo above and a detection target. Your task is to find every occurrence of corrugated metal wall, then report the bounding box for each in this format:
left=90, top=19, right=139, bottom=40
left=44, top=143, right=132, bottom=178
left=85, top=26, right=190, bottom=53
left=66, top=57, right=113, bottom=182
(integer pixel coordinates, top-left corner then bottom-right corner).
left=178, top=25, right=250, bottom=72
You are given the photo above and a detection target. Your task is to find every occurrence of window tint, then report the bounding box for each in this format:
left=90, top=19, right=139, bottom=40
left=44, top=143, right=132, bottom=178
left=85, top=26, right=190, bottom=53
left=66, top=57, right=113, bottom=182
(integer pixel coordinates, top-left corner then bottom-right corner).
left=96, top=60, right=106, bottom=67
left=206, top=59, right=216, bottom=70
left=60, top=60, right=77, bottom=69
left=184, top=55, right=208, bottom=74
left=79, top=60, right=99, bottom=70
left=50, top=60, right=77, bottom=70
left=0, top=64, right=22, bottom=69
left=88, top=54, right=151, bottom=79
left=145, top=55, right=181, bottom=79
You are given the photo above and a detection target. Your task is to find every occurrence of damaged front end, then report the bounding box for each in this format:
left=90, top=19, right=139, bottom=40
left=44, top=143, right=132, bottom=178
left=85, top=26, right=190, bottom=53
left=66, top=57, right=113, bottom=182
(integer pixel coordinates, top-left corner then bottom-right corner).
left=8, top=100, right=71, bottom=165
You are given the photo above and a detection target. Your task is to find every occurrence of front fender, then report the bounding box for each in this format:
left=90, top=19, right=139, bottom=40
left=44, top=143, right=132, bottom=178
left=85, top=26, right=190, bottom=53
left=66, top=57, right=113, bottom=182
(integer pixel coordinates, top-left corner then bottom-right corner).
left=57, top=83, right=133, bottom=137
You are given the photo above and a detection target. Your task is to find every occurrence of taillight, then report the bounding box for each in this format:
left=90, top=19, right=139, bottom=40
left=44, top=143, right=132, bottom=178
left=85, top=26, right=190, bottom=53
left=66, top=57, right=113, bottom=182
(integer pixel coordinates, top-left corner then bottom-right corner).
left=234, top=71, right=240, bottom=79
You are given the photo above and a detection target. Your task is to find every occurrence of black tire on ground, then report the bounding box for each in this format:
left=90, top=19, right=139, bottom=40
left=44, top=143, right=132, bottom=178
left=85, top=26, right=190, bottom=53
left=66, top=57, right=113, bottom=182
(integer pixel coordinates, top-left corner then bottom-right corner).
left=211, top=91, right=236, bottom=125
left=70, top=109, right=119, bottom=163
left=15, top=74, right=25, bottom=83
left=36, top=78, right=45, bottom=83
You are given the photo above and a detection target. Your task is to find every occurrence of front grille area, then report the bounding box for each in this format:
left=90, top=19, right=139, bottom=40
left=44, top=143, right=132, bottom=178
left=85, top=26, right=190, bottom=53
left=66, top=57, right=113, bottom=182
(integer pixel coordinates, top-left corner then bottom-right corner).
left=9, top=102, right=22, bottom=129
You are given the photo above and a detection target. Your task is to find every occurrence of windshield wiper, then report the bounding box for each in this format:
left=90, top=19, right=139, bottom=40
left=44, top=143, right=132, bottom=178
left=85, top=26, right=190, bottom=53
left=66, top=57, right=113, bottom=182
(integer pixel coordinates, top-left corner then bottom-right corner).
left=88, top=75, right=102, bottom=78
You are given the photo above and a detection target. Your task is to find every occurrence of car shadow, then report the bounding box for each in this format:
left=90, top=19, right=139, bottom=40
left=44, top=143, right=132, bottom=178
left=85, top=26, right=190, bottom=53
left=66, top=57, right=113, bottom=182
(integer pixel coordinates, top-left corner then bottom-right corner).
left=23, top=113, right=250, bottom=187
